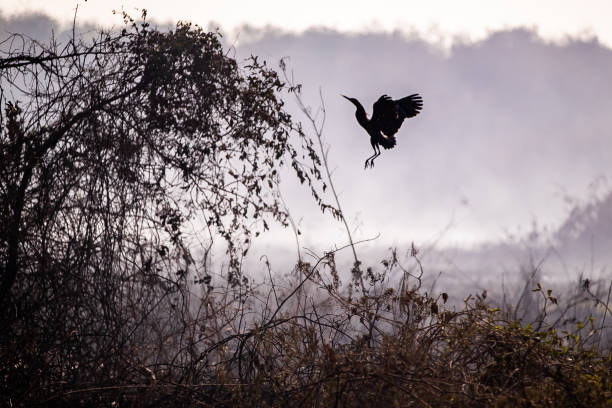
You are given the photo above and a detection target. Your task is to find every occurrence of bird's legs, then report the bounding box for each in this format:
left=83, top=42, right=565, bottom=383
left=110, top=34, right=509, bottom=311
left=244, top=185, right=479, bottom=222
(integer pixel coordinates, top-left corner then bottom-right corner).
left=364, top=144, right=381, bottom=169
left=364, top=154, right=377, bottom=168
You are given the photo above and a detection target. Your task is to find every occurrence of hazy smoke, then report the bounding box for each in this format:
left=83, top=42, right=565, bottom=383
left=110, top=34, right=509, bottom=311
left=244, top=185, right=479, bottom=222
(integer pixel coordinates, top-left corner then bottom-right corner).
left=2, top=13, right=611, bottom=281
left=234, top=27, right=612, bottom=250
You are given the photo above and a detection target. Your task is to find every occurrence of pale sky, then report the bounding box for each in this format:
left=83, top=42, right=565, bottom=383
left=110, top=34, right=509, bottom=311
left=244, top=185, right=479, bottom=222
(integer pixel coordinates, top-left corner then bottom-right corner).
left=1, top=1, right=611, bottom=48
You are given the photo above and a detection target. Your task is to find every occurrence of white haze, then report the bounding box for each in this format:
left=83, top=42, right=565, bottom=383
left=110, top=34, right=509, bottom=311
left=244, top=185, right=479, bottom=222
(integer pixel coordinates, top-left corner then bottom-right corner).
left=233, top=28, right=612, bottom=247
left=1, top=12, right=611, bottom=286
left=232, top=27, right=612, bottom=287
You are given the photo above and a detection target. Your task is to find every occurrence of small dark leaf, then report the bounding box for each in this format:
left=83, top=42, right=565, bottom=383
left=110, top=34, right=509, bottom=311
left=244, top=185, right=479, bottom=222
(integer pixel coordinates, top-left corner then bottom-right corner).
left=430, top=302, right=438, bottom=314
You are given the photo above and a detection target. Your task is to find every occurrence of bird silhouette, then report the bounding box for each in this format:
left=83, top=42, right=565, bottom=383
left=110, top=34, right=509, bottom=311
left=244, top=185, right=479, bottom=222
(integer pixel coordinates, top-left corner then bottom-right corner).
left=342, top=93, right=423, bottom=168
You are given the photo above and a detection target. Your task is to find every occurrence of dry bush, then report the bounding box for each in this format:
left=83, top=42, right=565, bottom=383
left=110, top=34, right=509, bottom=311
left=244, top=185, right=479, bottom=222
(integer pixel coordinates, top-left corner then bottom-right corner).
left=216, top=248, right=612, bottom=408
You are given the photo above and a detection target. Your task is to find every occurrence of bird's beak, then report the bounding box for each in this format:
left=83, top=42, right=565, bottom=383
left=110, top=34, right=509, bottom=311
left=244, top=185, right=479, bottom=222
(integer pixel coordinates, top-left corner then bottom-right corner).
left=340, top=94, right=349, bottom=100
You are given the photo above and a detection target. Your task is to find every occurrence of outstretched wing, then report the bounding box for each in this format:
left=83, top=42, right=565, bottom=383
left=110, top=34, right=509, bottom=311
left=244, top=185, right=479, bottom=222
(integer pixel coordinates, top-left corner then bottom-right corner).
left=371, top=93, right=423, bottom=137
left=397, top=94, right=423, bottom=119
left=371, top=94, right=401, bottom=136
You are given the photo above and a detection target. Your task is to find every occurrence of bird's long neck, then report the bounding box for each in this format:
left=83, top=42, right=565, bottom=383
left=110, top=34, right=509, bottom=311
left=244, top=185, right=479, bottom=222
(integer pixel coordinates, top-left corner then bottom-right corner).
left=353, top=104, right=369, bottom=129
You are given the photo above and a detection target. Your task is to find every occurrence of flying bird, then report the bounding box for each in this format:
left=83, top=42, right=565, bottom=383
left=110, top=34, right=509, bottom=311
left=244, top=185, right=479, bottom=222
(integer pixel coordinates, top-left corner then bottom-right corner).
left=342, top=93, right=423, bottom=168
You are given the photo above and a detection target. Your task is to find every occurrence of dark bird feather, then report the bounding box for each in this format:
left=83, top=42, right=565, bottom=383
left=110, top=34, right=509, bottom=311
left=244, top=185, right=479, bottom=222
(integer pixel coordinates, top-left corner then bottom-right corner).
left=342, top=93, right=423, bottom=168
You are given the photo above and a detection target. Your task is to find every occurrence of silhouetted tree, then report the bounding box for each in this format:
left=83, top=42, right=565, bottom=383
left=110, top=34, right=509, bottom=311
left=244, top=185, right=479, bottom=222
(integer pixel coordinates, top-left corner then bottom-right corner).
left=0, top=12, right=324, bottom=405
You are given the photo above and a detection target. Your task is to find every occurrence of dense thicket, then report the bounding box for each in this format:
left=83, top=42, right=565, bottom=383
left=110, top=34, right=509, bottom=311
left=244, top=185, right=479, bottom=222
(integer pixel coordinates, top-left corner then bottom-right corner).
left=0, top=11, right=325, bottom=405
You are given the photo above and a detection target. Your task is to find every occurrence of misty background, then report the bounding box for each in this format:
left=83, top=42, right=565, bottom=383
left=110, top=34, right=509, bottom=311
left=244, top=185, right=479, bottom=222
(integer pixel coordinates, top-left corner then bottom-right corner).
left=2, top=10, right=611, bottom=291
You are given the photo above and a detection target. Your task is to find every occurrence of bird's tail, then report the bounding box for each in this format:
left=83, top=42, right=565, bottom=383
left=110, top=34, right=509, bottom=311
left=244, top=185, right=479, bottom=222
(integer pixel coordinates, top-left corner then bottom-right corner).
left=379, top=133, right=396, bottom=149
